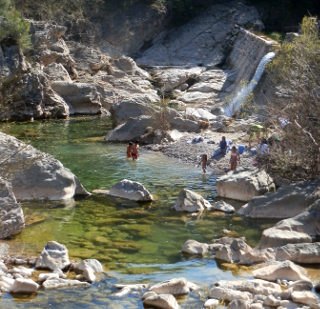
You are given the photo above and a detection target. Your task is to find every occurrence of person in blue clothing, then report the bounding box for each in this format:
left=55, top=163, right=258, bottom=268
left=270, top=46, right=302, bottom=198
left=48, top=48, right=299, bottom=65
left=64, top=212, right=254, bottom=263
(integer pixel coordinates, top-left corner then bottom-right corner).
left=220, top=136, right=227, bottom=156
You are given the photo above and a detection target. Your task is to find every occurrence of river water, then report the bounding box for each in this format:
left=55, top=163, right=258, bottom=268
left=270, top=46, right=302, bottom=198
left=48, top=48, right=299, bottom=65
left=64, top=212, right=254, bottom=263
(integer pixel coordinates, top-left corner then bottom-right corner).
left=1, top=116, right=277, bottom=308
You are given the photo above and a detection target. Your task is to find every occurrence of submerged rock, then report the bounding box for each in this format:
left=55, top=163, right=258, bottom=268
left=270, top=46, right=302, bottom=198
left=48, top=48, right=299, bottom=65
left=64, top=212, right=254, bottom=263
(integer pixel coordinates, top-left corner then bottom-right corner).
left=115, top=283, right=148, bottom=297
left=0, top=132, right=89, bottom=201
left=42, top=278, right=90, bottom=289
left=175, top=189, right=211, bottom=213
left=217, top=168, right=275, bottom=202
left=0, top=178, right=25, bottom=239
left=36, top=241, right=70, bottom=273
left=107, top=179, right=153, bottom=202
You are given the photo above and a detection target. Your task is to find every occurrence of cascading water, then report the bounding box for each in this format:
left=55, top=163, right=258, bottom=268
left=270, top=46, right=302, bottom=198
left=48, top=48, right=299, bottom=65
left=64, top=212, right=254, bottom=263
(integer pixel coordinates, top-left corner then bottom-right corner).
left=224, top=51, right=276, bottom=117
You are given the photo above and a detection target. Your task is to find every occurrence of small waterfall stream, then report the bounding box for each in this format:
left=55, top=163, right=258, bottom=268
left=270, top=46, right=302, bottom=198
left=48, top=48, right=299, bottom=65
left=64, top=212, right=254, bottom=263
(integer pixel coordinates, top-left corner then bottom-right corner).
left=224, top=51, right=276, bottom=117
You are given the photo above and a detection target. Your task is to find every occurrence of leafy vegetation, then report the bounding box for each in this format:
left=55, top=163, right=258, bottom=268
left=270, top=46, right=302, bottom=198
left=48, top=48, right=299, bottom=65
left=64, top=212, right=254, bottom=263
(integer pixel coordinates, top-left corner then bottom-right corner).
left=266, top=16, right=320, bottom=180
left=0, top=0, right=31, bottom=50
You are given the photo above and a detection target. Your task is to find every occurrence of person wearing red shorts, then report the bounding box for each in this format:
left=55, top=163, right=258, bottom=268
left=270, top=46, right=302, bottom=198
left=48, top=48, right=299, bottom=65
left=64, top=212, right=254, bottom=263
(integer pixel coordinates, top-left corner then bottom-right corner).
left=131, top=141, right=139, bottom=160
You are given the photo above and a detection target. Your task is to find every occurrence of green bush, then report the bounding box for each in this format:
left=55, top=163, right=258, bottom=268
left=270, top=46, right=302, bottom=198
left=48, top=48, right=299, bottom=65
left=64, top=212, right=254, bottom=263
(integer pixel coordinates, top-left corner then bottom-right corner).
left=0, top=0, right=30, bottom=50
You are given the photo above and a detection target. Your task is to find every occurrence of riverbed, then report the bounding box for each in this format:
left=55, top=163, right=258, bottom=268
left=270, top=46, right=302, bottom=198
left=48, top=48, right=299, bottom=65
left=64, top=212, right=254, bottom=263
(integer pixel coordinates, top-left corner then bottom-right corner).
left=0, top=116, right=286, bottom=308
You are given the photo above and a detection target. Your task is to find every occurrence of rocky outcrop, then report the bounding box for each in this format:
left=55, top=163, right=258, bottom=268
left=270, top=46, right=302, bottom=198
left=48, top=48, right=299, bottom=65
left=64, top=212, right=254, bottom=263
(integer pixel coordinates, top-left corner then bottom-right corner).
left=217, top=168, right=275, bottom=202
left=107, top=179, right=153, bottom=202
left=51, top=81, right=102, bottom=115
left=238, top=179, right=320, bottom=219
left=259, top=200, right=320, bottom=248
left=0, top=178, right=25, bottom=239
left=137, top=2, right=262, bottom=67
left=175, top=189, right=211, bottom=213
left=0, top=132, right=89, bottom=200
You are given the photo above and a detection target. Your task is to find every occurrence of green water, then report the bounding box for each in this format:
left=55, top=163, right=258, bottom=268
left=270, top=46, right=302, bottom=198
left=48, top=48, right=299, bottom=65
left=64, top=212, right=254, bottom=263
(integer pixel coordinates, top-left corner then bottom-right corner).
left=0, top=117, right=273, bottom=308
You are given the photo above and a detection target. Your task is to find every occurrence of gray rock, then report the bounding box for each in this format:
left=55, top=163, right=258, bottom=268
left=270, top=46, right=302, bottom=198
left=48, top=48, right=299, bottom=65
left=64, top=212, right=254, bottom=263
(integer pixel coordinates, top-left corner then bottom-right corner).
left=252, top=260, right=311, bottom=282
left=175, top=189, right=211, bottom=213
left=11, top=278, right=39, bottom=293
left=42, top=278, right=90, bottom=289
left=228, top=299, right=249, bottom=309
left=108, top=179, right=153, bottom=202
left=38, top=272, right=60, bottom=283
left=181, top=239, right=208, bottom=256
left=213, top=200, right=235, bottom=213
left=110, top=99, right=158, bottom=126
left=137, top=2, right=262, bottom=67
left=105, top=116, right=155, bottom=142
left=291, top=291, right=319, bottom=306
left=209, top=286, right=252, bottom=302
left=0, top=276, right=15, bottom=292
left=9, top=266, right=34, bottom=278
left=275, top=242, right=320, bottom=264
left=115, top=283, right=148, bottom=297
left=73, top=259, right=103, bottom=282
left=217, top=168, right=275, bottom=202
left=238, top=179, right=320, bottom=219
left=143, top=292, right=180, bottom=309
left=44, top=63, right=71, bottom=81
left=259, top=200, right=320, bottom=248
left=51, top=81, right=102, bottom=115
left=0, top=178, right=25, bottom=239
left=36, top=241, right=70, bottom=272
left=204, top=299, right=220, bottom=308
left=149, top=278, right=191, bottom=296
left=0, top=132, right=89, bottom=201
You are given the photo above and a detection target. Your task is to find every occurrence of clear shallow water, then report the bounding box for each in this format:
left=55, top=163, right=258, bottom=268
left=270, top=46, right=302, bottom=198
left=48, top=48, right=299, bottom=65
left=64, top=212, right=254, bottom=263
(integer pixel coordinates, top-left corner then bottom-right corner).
left=1, top=117, right=274, bottom=308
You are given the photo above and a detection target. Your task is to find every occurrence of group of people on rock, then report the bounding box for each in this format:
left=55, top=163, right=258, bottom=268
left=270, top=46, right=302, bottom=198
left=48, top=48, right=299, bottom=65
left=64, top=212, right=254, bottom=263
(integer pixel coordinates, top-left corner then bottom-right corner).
left=126, top=141, right=139, bottom=160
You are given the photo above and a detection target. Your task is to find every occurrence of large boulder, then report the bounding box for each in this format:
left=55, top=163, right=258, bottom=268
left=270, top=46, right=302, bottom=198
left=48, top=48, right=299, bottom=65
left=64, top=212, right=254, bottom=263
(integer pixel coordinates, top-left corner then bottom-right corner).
left=0, top=132, right=89, bottom=200
left=51, top=81, right=102, bottom=115
left=36, top=241, right=70, bottom=273
left=105, top=116, right=155, bottom=142
left=11, top=278, right=39, bottom=293
left=217, top=168, right=275, bottom=202
left=252, top=260, right=311, bottom=282
left=275, top=242, right=320, bottom=264
left=175, top=189, right=211, bottom=213
left=259, top=200, right=320, bottom=248
left=238, top=179, right=320, bottom=219
left=0, top=178, right=25, bottom=239
left=107, top=179, right=153, bottom=202
left=110, top=99, right=158, bottom=126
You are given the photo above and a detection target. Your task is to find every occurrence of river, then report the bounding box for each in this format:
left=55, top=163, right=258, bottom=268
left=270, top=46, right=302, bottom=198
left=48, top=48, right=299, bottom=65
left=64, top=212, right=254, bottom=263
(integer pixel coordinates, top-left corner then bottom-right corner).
left=1, top=116, right=277, bottom=308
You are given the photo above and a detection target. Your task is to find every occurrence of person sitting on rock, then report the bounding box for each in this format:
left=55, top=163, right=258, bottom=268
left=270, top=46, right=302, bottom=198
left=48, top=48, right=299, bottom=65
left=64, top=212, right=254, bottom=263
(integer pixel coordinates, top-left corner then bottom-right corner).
left=127, top=142, right=133, bottom=158
left=230, top=146, right=240, bottom=171
left=131, top=141, right=139, bottom=160
left=198, top=154, right=208, bottom=174
left=220, top=136, right=227, bottom=156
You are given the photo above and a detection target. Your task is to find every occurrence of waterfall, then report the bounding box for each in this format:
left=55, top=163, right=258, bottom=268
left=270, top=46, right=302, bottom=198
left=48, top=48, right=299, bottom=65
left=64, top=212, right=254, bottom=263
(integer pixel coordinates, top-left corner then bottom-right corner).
left=224, top=51, right=276, bottom=117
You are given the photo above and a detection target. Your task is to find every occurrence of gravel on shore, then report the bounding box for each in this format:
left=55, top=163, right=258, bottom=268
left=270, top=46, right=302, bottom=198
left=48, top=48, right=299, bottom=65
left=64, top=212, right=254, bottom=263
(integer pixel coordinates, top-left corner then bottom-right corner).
left=145, top=130, right=256, bottom=174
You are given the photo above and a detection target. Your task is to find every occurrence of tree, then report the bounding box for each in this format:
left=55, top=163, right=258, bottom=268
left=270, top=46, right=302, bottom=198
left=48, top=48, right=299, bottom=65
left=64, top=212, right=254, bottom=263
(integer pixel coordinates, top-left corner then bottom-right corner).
left=0, top=0, right=30, bottom=50
left=266, top=16, right=320, bottom=180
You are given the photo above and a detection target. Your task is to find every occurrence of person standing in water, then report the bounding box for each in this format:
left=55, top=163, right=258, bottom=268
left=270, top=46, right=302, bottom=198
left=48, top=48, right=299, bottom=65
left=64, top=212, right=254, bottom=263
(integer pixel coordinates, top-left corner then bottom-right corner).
left=230, top=146, right=240, bottom=171
left=199, top=154, right=208, bottom=174
left=127, top=142, right=133, bottom=158
left=220, top=136, right=227, bottom=156
left=131, top=141, right=139, bottom=160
